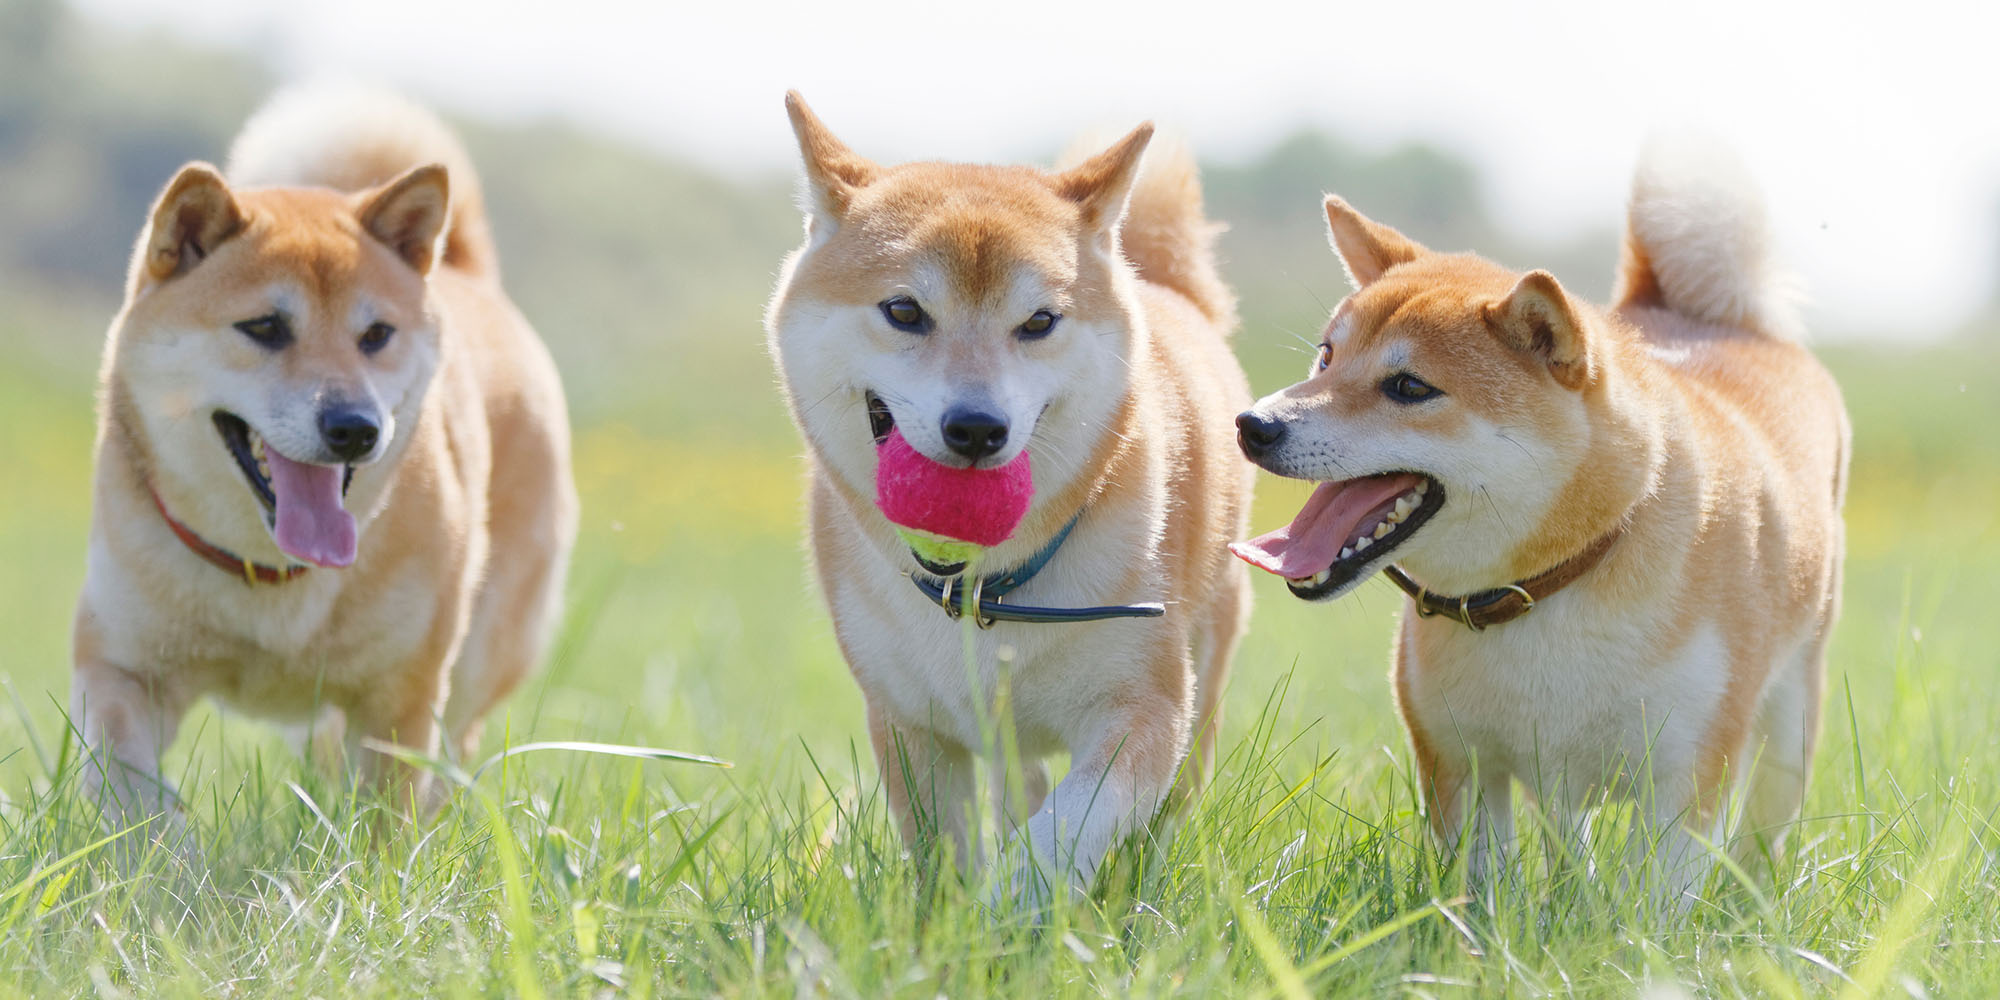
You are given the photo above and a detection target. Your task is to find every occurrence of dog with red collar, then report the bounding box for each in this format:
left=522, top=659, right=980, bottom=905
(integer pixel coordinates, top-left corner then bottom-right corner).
left=70, top=88, right=576, bottom=837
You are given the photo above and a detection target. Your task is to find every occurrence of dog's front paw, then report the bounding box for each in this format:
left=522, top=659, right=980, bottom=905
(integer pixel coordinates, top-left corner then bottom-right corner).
left=981, top=818, right=1092, bottom=914
left=981, top=845, right=1060, bottom=915
left=104, top=801, right=203, bottom=870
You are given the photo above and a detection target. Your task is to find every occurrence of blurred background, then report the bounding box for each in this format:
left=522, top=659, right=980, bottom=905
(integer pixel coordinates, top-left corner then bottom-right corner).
left=1, top=0, right=1995, bottom=799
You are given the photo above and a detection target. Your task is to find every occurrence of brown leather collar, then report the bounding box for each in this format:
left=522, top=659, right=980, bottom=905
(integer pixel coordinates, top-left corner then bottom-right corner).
left=149, top=488, right=307, bottom=586
left=1383, top=528, right=1622, bottom=631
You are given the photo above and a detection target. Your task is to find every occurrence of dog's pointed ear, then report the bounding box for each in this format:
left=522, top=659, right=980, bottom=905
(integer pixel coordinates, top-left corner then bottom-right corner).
left=1483, top=270, right=1595, bottom=389
left=1324, top=195, right=1425, bottom=288
left=356, top=163, right=450, bottom=275
left=139, top=162, right=244, bottom=284
left=1052, top=122, right=1153, bottom=232
left=785, top=91, right=877, bottom=222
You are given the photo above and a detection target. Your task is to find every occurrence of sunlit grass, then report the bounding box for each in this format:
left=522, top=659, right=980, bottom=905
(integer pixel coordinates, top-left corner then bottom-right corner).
left=0, top=337, right=1996, bottom=994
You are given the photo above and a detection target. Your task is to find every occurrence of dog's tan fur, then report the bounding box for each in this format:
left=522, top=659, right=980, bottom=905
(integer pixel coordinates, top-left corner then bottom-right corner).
left=766, top=95, right=1252, bottom=895
left=71, top=89, right=576, bottom=828
left=1239, top=141, right=1847, bottom=893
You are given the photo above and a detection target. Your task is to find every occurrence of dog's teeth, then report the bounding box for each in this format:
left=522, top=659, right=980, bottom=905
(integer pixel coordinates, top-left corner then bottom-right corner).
left=1394, top=495, right=1416, bottom=519
left=1373, top=521, right=1393, bottom=539
left=1339, top=546, right=1354, bottom=560
left=252, top=436, right=265, bottom=460
left=1414, top=480, right=1429, bottom=496
left=1311, top=569, right=1330, bottom=585
left=1354, top=535, right=1373, bottom=552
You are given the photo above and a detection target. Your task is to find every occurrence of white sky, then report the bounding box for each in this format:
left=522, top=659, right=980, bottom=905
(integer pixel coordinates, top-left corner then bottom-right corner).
left=76, top=0, right=2000, bottom=338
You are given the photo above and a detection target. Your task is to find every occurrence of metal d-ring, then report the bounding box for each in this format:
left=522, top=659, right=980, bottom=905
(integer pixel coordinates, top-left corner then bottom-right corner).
left=937, top=575, right=960, bottom=618
left=1412, top=583, right=1440, bottom=619
left=935, top=574, right=999, bottom=628
left=967, top=575, right=997, bottom=630
left=1499, top=584, right=1535, bottom=615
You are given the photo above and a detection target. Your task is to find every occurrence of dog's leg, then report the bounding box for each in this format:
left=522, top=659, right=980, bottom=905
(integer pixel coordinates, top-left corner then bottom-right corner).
left=1736, top=638, right=1823, bottom=866
left=350, top=673, right=447, bottom=819
left=70, top=657, right=191, bottom=840
left=1468, top=773, right=1517, bottom=889
left=1006, top=665, right=1192, bottom=903
left=868, top=701, right=976, bottom=870
left=1647, top=812, right=1712, bottom=916
left=1180, top=568, right=1250, bottom=803
left=1628, top=763, right=1711, bottom=914
left=283, top=704, right=352, bottom=776
left=1416, top=747, right=1517, bottom=890
left=443, top=479, right=573, bottom=763
left=989, top=755, right=1050, bottom=831
left=1397, top=626, right=1516, bottom=883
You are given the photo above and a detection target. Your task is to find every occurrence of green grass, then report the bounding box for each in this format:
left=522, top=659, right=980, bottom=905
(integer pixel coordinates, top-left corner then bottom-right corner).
left=0, top=331, right=1997, bottom=997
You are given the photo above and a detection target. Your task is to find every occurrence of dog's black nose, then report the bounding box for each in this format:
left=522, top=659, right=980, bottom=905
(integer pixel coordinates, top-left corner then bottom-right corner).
left=319, top=407, right=381, bottom=462
left=940, top=407, right=1009, bottom=461
left=1236, top=411, right=1286, bottom=459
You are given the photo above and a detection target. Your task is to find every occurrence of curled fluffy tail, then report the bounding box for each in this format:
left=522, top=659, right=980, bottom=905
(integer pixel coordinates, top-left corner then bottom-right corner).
left=1061, top=131, right=1237, bottom=330
left=226, top=86, right=496, bottom=276
left=1614, top=134, right=1801, bottom=339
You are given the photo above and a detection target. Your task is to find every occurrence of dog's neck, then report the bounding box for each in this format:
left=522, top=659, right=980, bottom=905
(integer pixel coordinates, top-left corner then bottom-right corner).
left=1402, top=313, right=1669, bottom=594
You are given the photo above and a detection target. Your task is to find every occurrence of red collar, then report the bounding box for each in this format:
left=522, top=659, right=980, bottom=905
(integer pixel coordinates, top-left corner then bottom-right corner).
left=148, top=487, right=308, bottom=586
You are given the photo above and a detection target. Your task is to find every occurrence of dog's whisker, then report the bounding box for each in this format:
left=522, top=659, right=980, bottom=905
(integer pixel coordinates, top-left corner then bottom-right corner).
left=794, top=383, right=851, bottom=420
left=1494, top=430, right=1544, bottom=477
left=1477, top=484, right=1514, bottom=535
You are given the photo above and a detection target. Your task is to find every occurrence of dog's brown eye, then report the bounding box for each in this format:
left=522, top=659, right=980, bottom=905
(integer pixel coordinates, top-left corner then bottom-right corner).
left=1382, top=372, right=1441, bottom=403
left=234, top=313, right=292, bottom=350
left=359, top=322, right=396, bottom=355
left=1314, top=343, right=1332, bottom=373
left=1018, top=310, right=1059, bottom=339
left=880, top=297, right=931, bottom=333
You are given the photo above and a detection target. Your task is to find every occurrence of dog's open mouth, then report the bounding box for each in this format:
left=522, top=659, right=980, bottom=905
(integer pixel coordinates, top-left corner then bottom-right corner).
left=212, top=411, right=359, bottom=568
left=213, top=411, right=278, bottom=512
left=1230, top=472, right=1445, bottom=600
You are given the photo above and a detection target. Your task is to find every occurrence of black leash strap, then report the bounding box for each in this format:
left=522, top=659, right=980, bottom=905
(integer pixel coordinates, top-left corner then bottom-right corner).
left=907, top=573, right=1165, bottom=627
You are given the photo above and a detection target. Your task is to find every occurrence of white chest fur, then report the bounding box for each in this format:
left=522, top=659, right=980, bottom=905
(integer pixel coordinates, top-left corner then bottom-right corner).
left=1401, top=592, right=1732, bottom=804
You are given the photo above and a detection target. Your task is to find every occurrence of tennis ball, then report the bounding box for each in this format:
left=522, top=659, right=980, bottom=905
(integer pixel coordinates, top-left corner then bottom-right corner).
left=875, top=427, right=1033, bottom=552
left=894, top=527, right=986, bottom=570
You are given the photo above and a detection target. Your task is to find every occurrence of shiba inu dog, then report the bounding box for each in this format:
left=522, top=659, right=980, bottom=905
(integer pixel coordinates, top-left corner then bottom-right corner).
left=765, top=94, right=1254, bottom=896
left=1232, top=140, right=1848, bottom=892
left=70, top=89, right=577, bottom=833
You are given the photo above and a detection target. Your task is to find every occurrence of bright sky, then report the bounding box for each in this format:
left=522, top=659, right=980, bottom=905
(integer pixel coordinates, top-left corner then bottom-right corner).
left=76, top=0, right=2000, bottom=339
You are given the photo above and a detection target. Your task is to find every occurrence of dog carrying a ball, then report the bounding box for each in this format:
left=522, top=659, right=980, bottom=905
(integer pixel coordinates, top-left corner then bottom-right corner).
left=764, top=93, right=1256, bottom=898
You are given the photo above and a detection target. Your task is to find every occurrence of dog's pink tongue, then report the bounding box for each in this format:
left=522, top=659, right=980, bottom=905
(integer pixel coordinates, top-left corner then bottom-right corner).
left=1230, top=474, right=1423, bottom=580
left=267, top=449, right=356, bottom=568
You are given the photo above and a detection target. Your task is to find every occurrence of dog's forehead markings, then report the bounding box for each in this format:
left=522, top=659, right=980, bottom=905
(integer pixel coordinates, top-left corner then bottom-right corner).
left=1381, top=341, right=1413, bottom=369
left=1327, top=309, right=1356, bottom=346
left=936, top=222, right=1040, bottom=306
left=904, top=262, right=945, bottom=304
left=269, top=284, right=308, bottom=320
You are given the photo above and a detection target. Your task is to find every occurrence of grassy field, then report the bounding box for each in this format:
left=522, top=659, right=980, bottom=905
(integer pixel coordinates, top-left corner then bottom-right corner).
left=1, top=307, right=1998, bottom=996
